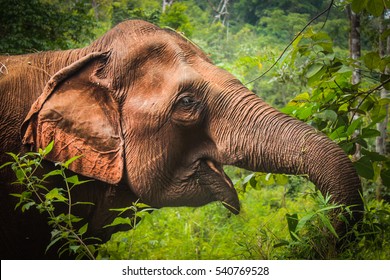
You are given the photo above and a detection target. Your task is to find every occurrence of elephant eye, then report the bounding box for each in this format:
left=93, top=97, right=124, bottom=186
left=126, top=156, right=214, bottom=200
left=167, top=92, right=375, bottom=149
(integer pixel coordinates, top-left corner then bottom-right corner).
left=172, top=94, right=203, bottom=126
left=179, top=96, right=196, bottom=107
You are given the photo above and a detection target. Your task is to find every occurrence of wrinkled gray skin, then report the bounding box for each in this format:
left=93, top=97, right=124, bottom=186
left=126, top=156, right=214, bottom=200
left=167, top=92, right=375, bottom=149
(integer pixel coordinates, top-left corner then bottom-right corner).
left=0, top=20, right=362, bottom=259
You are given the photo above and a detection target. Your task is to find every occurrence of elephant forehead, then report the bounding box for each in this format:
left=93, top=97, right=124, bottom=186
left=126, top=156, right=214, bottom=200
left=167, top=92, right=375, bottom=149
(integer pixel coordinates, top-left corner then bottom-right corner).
left=126, top=63, right=202, bottom=104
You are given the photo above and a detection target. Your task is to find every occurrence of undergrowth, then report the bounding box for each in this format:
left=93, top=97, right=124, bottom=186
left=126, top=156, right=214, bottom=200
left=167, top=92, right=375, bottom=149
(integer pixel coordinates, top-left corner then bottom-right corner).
left=99, top=170, right=390, bottom=260
left=2, top=145, right=390, bottom=259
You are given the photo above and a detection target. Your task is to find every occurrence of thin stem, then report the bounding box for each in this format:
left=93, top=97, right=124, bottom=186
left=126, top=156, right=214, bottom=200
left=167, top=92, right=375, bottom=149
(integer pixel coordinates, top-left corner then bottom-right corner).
left=245, top=0, right=335, bottom=85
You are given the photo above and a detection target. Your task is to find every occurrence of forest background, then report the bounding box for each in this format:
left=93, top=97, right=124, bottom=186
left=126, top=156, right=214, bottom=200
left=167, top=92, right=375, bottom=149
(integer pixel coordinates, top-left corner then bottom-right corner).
left=0, top=0, right=389, bottom=259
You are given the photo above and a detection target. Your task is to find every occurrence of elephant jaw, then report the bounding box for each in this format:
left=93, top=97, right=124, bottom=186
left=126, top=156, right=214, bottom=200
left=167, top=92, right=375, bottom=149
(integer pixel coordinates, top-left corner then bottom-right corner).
left=197, top=159, right=240, bottom=214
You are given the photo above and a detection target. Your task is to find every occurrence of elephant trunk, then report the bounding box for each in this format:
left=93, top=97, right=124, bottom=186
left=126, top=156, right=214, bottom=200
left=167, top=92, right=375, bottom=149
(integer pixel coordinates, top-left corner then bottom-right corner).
left=214, top=93, right=363, bottom=234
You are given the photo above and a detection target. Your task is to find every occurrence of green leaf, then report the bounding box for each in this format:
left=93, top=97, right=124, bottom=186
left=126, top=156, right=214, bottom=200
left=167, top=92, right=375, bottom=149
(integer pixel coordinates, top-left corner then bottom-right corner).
left=285, top=213, right=299, bottom=240
left=347, top=117, right=363, bottom=136
left=318, top=213, right=339, bottom=238
left=42, top=169, right=63, bottom=180
left=242, top=173, right=256, bottom=188
left=351, top=0, right=368, bottom=13
left=381, top=74, right=390, bottom=90
left=46, top=188, right=67, bottom=202
left=314, top=109, right=338, bottom=122
left=103, top=217, right=132, bottom=228
left=61, top=155, right=83, bottom=169
left=275, top=174, right=289, bottom=185
left=361, top=128, right=381, bottom=138
left=366, top=0, right=384, bottom=17
left=65, top=175, right=93, bottom=188
left=330, top=126, right=347, bottom=140
left=78, top=223, right=88, bottom=235
left=296, top=105, right=314, bottom=120
left=134, top=202, right=152, bottom=209
left=42, top=141, right=54, bottom=157
left=361, top=149, right=388, bottom=161
left=363, top=52, right=381, bottom=71
left=69, top=245, right=80, bottom=254
left=295, top=213, right=315, bottom=232
left=381, top=169, right=390, bottom=187
left=354, top=156, right=374, bottom=179
left=21, top=201, right=36, bottom=212
left=293, top=92, right=310, bottom=102
left=0, top=161, right=13, bottom=170
left=306, top=63, right=324, bottom=79
left=264, top=173, right=275, bottom=185
left=15, top=169, right=26, bottom=182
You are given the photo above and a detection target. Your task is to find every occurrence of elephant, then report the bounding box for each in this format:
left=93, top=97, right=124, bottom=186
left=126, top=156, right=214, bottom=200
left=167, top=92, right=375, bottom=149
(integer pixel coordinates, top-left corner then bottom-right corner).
left=0, top=20, right=363, bottom=259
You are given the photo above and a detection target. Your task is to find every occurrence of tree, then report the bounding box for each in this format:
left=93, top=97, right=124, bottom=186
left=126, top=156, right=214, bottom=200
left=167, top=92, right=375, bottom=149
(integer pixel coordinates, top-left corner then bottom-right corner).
left=160, top=2, right=193, bottom=36
left=347, top=6, right=361, bottom=85
left=0, top=0, right=95, bottom=53
left=162, top=0, right=174, bottom=13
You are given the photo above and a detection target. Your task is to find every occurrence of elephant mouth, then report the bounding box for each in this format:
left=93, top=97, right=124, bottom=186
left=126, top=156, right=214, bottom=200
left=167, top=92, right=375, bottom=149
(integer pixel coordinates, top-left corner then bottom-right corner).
left=196, top=159, right=240, bottom=214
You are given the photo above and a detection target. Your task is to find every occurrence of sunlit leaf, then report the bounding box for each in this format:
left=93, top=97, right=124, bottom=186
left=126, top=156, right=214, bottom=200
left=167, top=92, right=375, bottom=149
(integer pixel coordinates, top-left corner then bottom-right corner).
left=42, top=141, right=54, bottom=157
left=61, top=155, right=83, bottom=169
left=46, top=188, right=67, bottom=202
left=103, top=217, right=132, bottom=228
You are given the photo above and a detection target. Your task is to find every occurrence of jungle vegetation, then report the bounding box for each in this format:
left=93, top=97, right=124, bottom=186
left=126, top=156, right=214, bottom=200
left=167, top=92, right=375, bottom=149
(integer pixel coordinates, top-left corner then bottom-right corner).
left=1, top=0, right=389, bottom=259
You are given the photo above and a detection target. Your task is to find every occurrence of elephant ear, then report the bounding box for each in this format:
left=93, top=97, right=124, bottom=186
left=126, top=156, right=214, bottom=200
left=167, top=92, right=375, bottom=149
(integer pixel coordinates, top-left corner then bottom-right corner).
left=21, top=52, right=124, bottom=184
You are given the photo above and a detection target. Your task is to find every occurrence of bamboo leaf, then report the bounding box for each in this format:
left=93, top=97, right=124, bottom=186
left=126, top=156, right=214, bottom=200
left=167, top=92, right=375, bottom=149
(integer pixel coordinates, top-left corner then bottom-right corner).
left=318, top=213, right=339, bottom=238
left=295, top=213, right=315, bottom=232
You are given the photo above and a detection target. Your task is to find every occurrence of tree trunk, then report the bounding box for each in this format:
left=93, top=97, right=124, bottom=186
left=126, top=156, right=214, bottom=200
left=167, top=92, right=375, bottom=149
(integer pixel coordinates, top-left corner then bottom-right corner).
left=212, top=0, right=230, bottom=26
left=347, top=5, right=362, bottom=160
left=349, top=7, right=361, bottom=85
left=376, top=12, right=390, bottom=200
left=162, top=0, right=174, bottom=13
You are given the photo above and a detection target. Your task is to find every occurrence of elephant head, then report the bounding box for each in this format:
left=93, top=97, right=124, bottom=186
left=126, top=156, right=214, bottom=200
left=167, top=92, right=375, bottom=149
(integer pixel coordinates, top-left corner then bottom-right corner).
left=21, top=20, right=362, bottom=236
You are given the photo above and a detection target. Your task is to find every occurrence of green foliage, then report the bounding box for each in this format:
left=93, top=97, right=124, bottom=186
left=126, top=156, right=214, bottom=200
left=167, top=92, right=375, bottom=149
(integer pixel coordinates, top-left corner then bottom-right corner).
left=160, top=2, right=193, bottom=36
left=111, top=0, right=161, bottom=26
left=279, top=27, right=390, bottom=190
left=1, top=0, right=389, bottom=260
left=340, top=199, right=390, bottom=259
left=99, top=175, right=390, bottom=260
left=0, top=0, right=95, bottom=53
left=1, top=142, right=98, bottom=259
left=1, top=144, right=154, bottom=259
